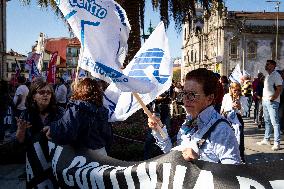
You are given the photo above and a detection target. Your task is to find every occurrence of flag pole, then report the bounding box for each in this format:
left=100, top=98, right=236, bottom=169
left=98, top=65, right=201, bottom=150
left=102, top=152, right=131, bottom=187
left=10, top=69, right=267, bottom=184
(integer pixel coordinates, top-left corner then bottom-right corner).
left=74, top=46, right=83, bottom=88
left=132, top=92, right=167, bottom=139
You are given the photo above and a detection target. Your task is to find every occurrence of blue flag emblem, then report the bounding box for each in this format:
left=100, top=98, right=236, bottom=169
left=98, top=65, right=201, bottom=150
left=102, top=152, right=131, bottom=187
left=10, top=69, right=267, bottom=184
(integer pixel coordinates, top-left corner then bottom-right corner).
left=128, top=48, right=170, bottom=84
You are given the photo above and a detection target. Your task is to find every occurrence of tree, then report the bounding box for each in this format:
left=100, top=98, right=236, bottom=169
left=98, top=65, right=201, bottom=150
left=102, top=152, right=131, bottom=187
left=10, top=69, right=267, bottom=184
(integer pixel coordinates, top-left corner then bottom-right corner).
left=19, top=0, right=223, bottom=66
left=113, top=0, right=224, bottom=66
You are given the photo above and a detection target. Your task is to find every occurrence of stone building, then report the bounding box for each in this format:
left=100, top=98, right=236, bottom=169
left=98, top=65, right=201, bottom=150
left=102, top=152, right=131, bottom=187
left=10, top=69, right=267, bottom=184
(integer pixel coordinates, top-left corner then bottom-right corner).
left=182, top=2, right=284, bottom=81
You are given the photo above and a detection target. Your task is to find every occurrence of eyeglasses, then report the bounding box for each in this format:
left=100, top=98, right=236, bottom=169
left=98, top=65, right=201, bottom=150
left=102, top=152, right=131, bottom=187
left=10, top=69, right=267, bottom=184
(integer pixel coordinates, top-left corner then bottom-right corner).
left=181, top=91, right=202, bottom=101
left=37, top=90, right=52, bottom=95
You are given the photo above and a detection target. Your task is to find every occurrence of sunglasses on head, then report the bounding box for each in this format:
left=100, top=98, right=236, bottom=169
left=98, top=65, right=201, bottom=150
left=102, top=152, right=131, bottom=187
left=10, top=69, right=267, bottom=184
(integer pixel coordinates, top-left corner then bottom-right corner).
left=37, top=90, right=52, bottom=95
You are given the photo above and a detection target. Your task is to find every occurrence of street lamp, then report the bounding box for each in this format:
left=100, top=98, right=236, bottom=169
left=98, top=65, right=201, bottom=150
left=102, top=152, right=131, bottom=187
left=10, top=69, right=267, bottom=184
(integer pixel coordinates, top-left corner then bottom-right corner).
left=266, top=0, right=281, bottom=59
left=141, top=21, right=154, bottom=42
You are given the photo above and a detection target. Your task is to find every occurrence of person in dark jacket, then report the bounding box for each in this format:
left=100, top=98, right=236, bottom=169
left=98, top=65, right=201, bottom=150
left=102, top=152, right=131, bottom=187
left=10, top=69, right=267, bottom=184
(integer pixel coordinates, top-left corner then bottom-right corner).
left=43, top=78, right=113, bottom=156
left=15, top=78, right=64, bottom=186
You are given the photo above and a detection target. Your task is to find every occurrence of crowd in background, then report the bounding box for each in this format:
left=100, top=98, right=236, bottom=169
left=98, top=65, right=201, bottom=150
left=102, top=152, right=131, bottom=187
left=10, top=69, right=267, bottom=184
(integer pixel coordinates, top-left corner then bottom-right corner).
left=0, top=60, right=283, bottom=169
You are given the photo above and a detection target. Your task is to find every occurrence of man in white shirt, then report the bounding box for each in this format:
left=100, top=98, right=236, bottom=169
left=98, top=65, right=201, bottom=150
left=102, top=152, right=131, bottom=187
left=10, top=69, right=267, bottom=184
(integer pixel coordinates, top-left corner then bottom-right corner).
left=55, top=77, right=67, bottom=108
left=13, top=76, right=29, bottom=118
left=257, top=60, right=283, bottom=151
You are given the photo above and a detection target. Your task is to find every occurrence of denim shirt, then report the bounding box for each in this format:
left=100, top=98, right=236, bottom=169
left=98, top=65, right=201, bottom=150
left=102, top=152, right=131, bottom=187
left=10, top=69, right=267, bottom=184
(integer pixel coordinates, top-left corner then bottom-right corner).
left=152, top=106, right=241, bottom=164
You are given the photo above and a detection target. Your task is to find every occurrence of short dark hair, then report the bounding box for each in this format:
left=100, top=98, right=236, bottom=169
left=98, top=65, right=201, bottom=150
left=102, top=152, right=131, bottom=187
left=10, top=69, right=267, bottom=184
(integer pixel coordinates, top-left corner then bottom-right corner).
left=267, top=60, right=276, bottom=66
left=185, top=68, right=219, bottom=102
left=17, top=75, right=26, bottom=84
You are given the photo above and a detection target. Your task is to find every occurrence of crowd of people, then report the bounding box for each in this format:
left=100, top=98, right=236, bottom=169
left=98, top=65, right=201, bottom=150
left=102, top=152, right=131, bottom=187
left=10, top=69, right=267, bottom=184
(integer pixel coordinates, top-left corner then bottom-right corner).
left=0, top=59, right=283, bottom=183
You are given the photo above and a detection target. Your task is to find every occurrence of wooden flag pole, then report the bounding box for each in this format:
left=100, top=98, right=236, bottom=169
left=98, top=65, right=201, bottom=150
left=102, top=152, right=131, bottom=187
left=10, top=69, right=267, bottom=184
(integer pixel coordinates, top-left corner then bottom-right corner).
left=132, top=92, right=167, bottom=139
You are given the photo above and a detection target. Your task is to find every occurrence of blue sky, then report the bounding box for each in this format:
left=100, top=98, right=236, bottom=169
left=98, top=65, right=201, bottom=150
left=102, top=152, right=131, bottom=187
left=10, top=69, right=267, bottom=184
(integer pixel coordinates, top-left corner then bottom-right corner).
left=7, top=0, right=284, bottom=58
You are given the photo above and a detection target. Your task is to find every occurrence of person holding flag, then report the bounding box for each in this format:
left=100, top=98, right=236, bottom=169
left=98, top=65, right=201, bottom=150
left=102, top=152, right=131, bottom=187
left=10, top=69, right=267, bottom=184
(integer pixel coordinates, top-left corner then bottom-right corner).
left=148, top=68, right=241, bottom=164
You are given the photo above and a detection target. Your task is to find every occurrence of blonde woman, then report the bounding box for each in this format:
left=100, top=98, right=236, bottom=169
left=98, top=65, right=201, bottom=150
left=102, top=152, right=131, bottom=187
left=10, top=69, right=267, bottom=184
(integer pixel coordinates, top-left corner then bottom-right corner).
left=221, top=82, right=248, bottom=163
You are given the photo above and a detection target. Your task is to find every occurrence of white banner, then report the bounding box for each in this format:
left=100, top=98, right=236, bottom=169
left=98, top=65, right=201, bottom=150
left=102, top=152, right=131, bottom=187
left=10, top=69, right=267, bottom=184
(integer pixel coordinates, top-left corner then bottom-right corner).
left=103, top=22, right=172, bottom=122
left=56, top=0, right=155, bottom=93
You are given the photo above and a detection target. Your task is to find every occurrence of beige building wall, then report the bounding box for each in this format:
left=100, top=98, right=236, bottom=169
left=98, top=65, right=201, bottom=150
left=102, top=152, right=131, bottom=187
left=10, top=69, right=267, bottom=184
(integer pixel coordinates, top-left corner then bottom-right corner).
left=182, top=3, right=284, bottom=81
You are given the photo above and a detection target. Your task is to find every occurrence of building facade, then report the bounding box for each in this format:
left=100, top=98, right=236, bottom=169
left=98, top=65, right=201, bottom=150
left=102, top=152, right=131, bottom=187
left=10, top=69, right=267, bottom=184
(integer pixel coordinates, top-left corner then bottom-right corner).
left=5, top=50, right=27, bottom=81
left=44, top=37, right=81, bottom=79
left=182, top=2, right=284, bottom=80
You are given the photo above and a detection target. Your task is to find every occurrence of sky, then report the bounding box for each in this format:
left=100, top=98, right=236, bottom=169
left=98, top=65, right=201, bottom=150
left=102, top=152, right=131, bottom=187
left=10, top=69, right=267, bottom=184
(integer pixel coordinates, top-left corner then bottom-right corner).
left=7, top=0, right=284, bottom=59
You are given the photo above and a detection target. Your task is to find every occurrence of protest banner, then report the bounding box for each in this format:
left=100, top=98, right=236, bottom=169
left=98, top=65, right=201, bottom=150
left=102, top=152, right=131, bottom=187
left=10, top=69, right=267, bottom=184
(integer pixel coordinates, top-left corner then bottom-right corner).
left=26, top=136, right=284, bottom=189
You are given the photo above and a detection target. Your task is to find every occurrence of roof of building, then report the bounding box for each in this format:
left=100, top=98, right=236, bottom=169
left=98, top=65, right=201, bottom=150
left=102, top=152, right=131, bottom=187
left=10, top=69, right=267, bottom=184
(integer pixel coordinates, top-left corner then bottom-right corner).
left=231, top=11, right=284, bottom=20
left=44, top=37, right=81, bottom=68
left=6, top=49, right=26, bottom=57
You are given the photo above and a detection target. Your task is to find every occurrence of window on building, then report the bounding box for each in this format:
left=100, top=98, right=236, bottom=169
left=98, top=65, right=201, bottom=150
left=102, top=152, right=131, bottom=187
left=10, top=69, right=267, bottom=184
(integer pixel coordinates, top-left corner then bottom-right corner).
left=247, top=41, right=257, bottom=59
left=71, top=48, right=78, bottom=57
left=43, top=62, right=48, bottom=71
left=191, top=50, right=194, bottom=62
left=230, top=40, right=239, bottom=59
left=195, top=52, right=197, bottom=62
left=67, top=48, right=71, bottom=54
left=184, top=28, right=187, bottom=40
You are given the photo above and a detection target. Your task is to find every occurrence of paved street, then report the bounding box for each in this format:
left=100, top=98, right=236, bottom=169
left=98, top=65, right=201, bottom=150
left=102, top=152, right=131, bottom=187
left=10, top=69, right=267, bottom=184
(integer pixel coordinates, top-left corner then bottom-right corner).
left=0, top=115, right=283, bottom=188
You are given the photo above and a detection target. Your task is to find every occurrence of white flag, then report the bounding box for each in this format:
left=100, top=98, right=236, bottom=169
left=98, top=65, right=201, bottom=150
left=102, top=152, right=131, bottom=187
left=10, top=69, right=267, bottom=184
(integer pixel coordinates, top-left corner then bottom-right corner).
left=229, top=64, right=243, bottom=84
left=56, top=0, right=155, bottom=93
left=103, top=22, right=172, bottom=122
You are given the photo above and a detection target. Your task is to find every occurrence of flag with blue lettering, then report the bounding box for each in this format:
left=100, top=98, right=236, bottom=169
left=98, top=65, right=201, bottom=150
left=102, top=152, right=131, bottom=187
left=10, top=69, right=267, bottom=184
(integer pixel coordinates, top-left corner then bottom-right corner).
left=56, top=0, right=155, bottom=93
left=103, top=22, right=172, bottom=122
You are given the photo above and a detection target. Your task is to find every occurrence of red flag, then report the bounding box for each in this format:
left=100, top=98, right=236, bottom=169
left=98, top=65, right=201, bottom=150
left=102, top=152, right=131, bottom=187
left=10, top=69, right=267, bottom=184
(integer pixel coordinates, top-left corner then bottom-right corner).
left=47, top=52, right=58, bottom=84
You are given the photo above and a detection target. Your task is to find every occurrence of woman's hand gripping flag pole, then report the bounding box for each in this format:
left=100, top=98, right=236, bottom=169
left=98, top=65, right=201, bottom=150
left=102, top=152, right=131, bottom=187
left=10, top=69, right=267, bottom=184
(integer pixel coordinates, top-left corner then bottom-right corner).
left=132, top=92, right=167, bottom=139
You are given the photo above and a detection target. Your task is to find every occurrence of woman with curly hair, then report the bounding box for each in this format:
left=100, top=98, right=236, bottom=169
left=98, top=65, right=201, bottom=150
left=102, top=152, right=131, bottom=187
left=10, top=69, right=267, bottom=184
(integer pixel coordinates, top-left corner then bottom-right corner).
left=43, top=78, right=112, bottom=156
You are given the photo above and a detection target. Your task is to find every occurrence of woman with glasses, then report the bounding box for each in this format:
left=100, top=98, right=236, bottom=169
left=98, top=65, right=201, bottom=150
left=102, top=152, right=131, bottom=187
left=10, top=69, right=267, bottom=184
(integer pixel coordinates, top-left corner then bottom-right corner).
left=16, top=78, right=64, bottom=143
left=221, top=82, right=248, bottom=163
left=148, top=68, right=241, bottom=164
left=15, top=78, right=64, bottom=185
